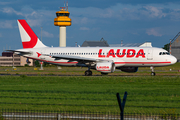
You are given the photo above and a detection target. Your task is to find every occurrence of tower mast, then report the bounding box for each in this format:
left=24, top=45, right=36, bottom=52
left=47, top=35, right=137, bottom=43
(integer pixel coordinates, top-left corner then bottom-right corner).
left=54, top=1, right=71, bottom=47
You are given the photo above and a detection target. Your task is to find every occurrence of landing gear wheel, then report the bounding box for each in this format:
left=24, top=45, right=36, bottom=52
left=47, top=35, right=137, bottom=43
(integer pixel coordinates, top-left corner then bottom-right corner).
left=85, top=70, right=92, bottom=76
left=101, top=72, right=108, bottom=75
left=151, top=72, right=156, bottom=76
left=150, top=66, right=155, bottom=76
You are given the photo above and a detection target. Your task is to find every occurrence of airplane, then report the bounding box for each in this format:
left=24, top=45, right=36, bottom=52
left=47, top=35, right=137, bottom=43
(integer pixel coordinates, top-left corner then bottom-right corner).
left=9, top=19, right=177, bottom=76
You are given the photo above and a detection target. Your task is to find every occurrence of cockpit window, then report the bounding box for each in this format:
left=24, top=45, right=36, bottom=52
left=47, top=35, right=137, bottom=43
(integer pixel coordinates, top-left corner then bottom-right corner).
left=159, top=52, right=170, bottom=55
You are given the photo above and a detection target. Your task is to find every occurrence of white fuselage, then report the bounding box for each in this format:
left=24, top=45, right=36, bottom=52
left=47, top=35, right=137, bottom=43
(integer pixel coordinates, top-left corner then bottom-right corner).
left=16, top=46, right=177, bottom=68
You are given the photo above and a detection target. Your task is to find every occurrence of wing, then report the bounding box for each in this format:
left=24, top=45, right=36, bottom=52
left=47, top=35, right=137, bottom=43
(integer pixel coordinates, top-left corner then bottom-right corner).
left=44, top=54, right=106, bottom=63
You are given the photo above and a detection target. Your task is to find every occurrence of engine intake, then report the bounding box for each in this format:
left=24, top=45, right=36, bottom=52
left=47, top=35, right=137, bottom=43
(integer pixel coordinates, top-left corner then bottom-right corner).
left=96, top=62, right=115, bottom=73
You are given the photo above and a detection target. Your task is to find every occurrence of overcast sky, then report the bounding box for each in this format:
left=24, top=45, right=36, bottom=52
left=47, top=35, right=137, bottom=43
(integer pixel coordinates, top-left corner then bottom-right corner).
left=1, top=0, right=180, bottom=54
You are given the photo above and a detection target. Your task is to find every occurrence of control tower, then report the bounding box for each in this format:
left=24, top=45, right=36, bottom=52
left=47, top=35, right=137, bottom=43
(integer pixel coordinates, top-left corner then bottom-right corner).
left=54, top=2, right=71, bottom=47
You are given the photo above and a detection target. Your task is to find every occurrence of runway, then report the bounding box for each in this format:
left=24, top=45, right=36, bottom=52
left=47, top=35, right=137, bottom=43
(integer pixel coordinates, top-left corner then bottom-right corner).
left=0, top=73, right=178, bottom=76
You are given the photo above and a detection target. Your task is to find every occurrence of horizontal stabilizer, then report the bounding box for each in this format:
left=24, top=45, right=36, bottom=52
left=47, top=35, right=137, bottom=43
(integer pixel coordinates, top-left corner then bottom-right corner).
left=5, top=50, right=31, bottom=54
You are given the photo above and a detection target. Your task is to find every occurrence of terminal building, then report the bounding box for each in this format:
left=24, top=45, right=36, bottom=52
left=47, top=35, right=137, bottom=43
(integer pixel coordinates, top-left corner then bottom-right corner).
left=81, top=38, right=109, bottom=47
left=171, top=32, right=180, bottom=62
left=81, top=38, right=151, bottom=47
left=0, top=52, right=33, bottom=66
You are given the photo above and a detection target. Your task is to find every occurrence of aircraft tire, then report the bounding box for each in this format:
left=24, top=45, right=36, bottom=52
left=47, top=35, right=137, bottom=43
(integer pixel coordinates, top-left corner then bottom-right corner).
left=151, top=72, right=156, bottom=76
left=85, top=70, right=92, bottom=76
left=89, top=70, right=92, bottom=76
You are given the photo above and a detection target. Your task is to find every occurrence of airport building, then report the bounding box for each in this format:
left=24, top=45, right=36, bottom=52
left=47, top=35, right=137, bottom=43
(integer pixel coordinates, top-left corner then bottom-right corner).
left=81, top=38, right=109, bottom=47
left=0, top=52, right=33, bottom=66
left=171, top=32, right=180, bottom=62
left=81, top=38, right=151, bottom=47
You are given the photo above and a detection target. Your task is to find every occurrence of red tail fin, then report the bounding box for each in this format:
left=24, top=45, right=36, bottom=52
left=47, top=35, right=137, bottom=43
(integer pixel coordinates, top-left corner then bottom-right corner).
left=17, top=19, right=46, bottom=49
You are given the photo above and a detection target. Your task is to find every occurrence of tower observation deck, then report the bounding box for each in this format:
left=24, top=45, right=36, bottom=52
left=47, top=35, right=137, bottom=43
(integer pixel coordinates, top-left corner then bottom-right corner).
left=54, top=2, right=71, bottom=47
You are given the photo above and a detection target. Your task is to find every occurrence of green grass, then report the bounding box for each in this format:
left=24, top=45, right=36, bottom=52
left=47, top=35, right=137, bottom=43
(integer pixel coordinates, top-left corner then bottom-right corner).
left=0, top=76, right=179, bottom=114
left=0, top=62, right=180, bottom=76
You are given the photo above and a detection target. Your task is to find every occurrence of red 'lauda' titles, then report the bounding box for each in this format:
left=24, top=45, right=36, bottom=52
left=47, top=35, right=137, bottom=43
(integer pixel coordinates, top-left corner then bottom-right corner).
left=106, top=49, right=116, bottom=58
left=97, top=66, right=109, bottom=69
left=136, top=49, right=145, bottom=58
left=98, top=49, right=145, bottom=58
left=126, top=49, right=135, bottom=58
left=98, top=49, right=105, bottom=57
left=117, top=49, right=126, bottom=57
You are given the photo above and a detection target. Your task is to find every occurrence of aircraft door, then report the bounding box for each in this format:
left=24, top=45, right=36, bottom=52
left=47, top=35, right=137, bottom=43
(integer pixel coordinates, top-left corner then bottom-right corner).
left=147, top=49, right=153, bottom=60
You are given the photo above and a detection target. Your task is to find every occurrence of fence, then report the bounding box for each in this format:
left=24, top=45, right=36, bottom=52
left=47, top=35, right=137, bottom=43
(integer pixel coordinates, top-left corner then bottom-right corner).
left=0, top=109, right=179, bottom=120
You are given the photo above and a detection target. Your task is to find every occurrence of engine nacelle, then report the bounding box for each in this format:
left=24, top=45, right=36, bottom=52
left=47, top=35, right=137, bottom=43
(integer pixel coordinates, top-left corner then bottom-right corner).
left=96, top=62, right=115, bottom=73
left=117, top=67, right=138, bottom=73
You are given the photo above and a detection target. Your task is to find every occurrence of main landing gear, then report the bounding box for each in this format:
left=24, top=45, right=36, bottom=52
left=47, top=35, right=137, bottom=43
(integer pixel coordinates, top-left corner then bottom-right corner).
left=84, top=66, right=92, bottom=76
left=85, top=70, right=92, bottom=76
left=150, top=66, right=156, bottom=76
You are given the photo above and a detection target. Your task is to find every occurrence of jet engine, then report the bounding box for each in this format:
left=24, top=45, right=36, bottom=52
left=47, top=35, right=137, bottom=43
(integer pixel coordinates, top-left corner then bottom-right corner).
left=117, top=67, right=138, bottom=73
left=96, top=62, right=115, bottom=73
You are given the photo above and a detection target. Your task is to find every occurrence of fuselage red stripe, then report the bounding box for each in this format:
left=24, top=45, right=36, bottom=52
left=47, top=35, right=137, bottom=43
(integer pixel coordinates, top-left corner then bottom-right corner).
left=115, top=62, right=171, bottom=64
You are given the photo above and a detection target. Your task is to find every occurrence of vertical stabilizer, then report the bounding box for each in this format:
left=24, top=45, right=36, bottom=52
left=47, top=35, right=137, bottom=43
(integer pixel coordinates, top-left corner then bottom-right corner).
left=17, top=19, right=47, bottom=49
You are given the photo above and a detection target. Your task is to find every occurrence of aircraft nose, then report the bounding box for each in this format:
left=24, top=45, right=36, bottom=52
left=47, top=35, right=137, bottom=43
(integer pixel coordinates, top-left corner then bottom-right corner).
left=170, top=55, right=177, bottom=64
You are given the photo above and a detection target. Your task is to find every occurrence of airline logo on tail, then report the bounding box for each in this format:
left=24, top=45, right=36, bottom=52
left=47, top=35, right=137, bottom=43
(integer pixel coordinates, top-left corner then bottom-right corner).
left=17, top=19, right=46, bottom=49
left=17, top=20, right=38, bottom=48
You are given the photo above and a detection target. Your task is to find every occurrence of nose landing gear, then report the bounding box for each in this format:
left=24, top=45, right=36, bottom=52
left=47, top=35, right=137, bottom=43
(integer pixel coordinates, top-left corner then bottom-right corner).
left=150, top=66, right=156, bottom=76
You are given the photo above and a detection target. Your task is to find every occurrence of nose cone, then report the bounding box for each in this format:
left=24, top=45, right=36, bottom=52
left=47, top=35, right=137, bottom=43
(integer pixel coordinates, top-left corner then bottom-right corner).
left=170, top=55, right=177, bottom=64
